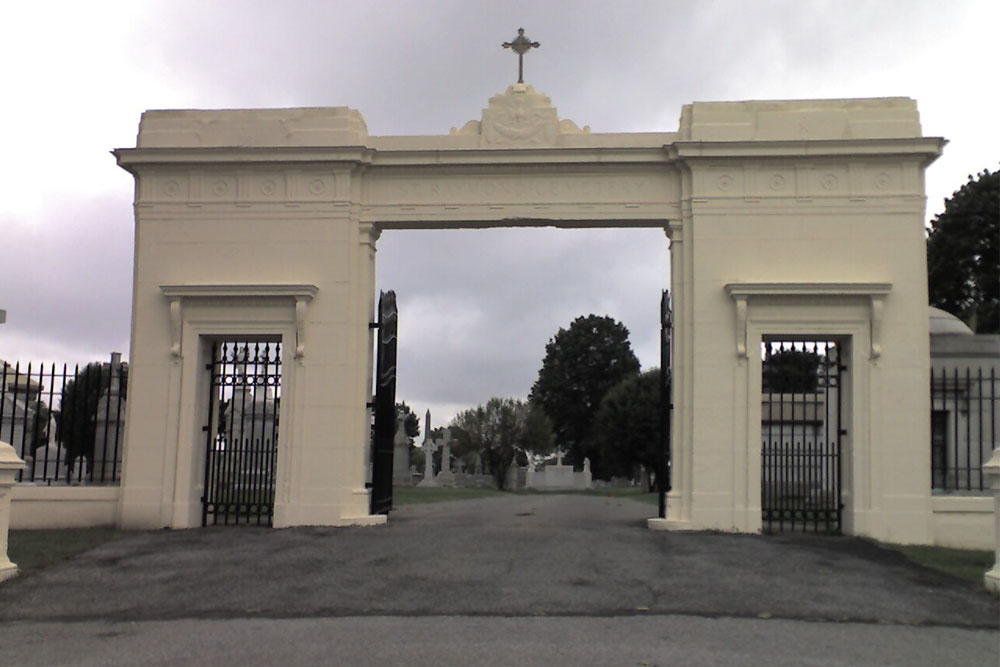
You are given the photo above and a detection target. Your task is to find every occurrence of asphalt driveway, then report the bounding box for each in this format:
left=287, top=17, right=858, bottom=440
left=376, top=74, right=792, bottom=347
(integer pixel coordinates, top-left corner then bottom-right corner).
left=0, top=494, right=996, bottom=666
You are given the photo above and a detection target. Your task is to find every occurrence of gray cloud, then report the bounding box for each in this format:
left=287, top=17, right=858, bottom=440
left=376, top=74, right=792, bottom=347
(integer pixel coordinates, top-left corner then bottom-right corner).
left=1, top=0, right=997, bottom=422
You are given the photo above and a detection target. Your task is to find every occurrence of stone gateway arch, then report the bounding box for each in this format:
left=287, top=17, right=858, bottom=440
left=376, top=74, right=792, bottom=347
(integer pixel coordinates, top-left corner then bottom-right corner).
left=114, top=84, right=943, bottom=543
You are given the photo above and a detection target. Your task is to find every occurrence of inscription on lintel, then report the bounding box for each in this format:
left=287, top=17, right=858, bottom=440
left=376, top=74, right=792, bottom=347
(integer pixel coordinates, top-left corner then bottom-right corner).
left=371, top=173, right=673, bottom=206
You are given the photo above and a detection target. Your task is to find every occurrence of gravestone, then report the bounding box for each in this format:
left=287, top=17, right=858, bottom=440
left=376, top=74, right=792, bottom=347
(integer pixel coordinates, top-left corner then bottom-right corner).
left=93, top=353, right=126, bottom=482
left=32, top=443, right=65, bottom=482
left=504, top=459, right=520, bottom=491
left=434, top=429, right=456, bottom=487
left=417, top=411, right=439, bottom=487
left=392, top=421, right=411, bottom=485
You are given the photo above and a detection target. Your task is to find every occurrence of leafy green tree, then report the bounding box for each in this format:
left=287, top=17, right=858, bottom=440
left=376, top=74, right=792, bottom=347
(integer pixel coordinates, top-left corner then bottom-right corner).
left=927, top=168, right=999, bottom=333
left=592, top=369, right=662, bottom=490
left=450, top=398, right=554, bottom=489
left=762, top=349, right=821, bottom=394
left=395, top=402, right=421, bottom=441
left=529, top=314, right=640, bottom=477
left=57, top=361, right=128, bottom=473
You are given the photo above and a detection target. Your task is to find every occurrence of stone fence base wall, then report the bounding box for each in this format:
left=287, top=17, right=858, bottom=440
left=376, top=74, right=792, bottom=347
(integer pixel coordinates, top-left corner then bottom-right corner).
left=10, top=486, right=120, bottom=529
left=930, top=496, right=994, bottom=550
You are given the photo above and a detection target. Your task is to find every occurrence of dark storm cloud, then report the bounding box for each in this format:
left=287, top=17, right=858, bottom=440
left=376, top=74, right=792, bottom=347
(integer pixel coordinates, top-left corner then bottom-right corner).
left=1, top=193, right=133, bottom=365
left=377, top=227, right=668, bottom=420
left=1, top=0, right=997, bottom=422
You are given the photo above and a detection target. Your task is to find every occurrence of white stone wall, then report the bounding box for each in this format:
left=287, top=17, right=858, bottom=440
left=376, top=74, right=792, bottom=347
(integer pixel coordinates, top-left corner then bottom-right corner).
left=113, top=95, right=946, bottom=543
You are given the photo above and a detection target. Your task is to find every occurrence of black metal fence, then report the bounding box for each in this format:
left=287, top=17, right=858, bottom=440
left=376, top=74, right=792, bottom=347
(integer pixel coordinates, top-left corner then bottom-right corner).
left=931, top=366, right=998, bottom=493
left=202, top=341, right=281, bottom=526
left=761, top=340, right=844, bottom=533
left=0, top=354, right=128, bottom=484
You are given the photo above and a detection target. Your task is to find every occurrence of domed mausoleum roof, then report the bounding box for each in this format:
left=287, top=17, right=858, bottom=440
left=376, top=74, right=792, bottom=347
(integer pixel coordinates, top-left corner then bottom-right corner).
left=929, top=306, right=974, bottom=336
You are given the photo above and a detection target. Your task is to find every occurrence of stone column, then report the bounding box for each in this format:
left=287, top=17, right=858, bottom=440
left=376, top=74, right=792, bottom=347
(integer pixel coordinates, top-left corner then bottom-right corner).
left=983, top=448, right=1000, bottom=594
left=0, top=441, right=26, bottom=583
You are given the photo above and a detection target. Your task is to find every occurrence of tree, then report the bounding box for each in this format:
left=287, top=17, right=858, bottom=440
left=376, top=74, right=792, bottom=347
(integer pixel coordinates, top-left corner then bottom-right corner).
left=450, top=397, right=554, bottom=489
left=395, top=402, right=421, bottom=441
left=592, top=369, right=662, bottom=490
left=529, top=314, right=640, bottom=477
left=762, top=348, right=821, bottom=394
left=57, top=361, right=128, bottom=473
left=927, top=168, right=999, bottom=333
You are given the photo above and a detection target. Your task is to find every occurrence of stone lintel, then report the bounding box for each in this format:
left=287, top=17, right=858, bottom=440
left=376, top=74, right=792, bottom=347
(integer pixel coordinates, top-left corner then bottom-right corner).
left=725, top=283, right=892, bottom=359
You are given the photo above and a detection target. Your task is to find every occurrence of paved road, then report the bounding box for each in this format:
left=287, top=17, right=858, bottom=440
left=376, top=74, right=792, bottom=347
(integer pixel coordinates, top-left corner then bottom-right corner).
left=1, top=495, right=997, bottom=665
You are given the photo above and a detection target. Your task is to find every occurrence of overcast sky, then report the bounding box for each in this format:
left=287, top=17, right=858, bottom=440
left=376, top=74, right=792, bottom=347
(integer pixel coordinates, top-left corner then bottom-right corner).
left=1, top=1, right=997, bottom=425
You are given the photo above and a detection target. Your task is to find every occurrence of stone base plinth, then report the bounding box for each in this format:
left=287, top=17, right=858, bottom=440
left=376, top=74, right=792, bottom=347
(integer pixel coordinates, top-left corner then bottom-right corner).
left=647, top=518, right=698, bottom=531
left=0, top=560, right=18, bottom=583
left=985, top=567, right=1000, bottom=595
left=435, top=471, right=455, bottom=488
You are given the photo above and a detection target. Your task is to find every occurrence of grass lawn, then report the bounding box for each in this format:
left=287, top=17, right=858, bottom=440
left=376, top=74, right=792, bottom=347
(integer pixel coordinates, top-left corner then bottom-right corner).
left=7, top=528, right=131, bottom=576
left=890, top=544, right=995, bottom=584
left=392, top=486, right=507, bottom=505
left=391, top=485, right=659, bottom=506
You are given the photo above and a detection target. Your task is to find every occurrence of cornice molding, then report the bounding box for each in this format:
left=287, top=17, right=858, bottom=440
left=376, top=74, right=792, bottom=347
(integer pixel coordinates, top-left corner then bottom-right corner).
left=160, top=284, right=317, bottom=359
left=724, top=282, right=892, bottom=359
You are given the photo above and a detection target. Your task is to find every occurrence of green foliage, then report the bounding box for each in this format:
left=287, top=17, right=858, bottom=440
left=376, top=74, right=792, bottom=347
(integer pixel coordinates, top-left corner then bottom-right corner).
left=395, top=401, right=421, bottom=440
left=762, top=349, right=821, bottom=394
left=592, top=369, right=663, bottom=488
left=890, top=544, right=994, bottom=583
left=927, top=168, right=999, bottom=333
left=57, top=361, right=128, bottom=472
left=529, top=314, right=641, bottom=477
left=450, top=397, right=554, bottom=489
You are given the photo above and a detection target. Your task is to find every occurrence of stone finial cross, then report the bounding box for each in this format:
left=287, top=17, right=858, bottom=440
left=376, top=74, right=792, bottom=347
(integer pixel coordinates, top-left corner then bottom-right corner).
left=502, top=28, right=540, bottom=84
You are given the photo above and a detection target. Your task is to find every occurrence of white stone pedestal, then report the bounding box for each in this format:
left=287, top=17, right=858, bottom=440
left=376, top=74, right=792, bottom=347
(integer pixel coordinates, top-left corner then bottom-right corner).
left=982, top=449, right=1000, bottom=595
left=0, top=441, right=27, bottom=583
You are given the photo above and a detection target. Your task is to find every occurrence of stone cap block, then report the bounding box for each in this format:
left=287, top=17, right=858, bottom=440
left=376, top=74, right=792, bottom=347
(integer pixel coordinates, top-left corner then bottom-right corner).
left=136, top=107, right=369, bottom=148
left=678, top=98, right=922, bottom=141
left=0, top=441, right=25, bottom=472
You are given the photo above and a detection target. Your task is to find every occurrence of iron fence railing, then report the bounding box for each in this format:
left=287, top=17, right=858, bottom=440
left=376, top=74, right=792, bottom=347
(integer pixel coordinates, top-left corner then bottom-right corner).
left=931, top=366, right=998, bottom=493
left=0, top=353, right=127, bottom=485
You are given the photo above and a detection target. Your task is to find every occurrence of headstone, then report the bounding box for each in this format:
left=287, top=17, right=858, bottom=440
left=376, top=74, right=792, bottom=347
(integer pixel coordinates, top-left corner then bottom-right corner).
left=417, top=411, right=439, bottom=487
left=33, top=443, right=65, bottom=482
left=504, top=459, right=519, bottom=490
left=434, top=429, right=456, bottom=487
left=93, top=353, right=126, bottom=482
left=392, top=420, right=411, bottom=485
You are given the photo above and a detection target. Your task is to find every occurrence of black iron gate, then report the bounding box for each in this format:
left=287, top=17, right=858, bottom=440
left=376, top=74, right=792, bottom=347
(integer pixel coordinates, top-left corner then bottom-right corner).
left=202, top=340, right=281, bottom=527
left=761, top=340, right=844, bottom=533
left=657, top=289, right=673, bottom=519
left=369, top=291, right=398, bottom=515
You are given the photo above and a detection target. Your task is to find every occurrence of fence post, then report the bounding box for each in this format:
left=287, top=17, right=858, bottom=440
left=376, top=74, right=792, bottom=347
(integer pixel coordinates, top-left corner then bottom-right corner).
left=0, top=440, right=26, bottom=583
left=984, top=448, right=1000, bottom=595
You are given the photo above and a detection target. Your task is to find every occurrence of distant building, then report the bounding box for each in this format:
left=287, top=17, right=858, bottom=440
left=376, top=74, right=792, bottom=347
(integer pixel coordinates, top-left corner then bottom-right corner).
left=929, top=307, right=1000, bottom=492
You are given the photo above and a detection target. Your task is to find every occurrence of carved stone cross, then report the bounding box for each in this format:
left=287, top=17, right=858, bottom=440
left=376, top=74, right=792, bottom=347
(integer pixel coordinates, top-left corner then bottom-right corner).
left=502, top=28, right=540, bottom=84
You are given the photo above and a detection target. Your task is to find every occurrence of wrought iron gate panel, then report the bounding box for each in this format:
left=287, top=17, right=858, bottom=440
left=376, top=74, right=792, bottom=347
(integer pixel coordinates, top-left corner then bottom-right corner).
left=202, top=340, right=281, bottom=527
left=658, top=289, right=673, bottom=519
left=369, top=291, right=398, bottom=515
left=761, top=340, right=844, bottom=533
